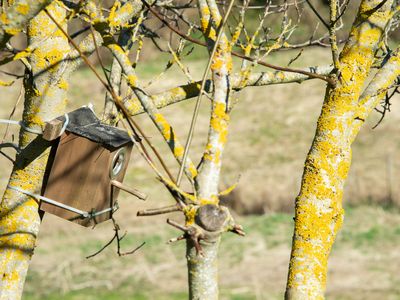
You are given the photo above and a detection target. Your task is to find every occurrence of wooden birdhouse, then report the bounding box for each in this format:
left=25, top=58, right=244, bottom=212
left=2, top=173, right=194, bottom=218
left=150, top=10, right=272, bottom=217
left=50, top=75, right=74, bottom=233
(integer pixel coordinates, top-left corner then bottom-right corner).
left=40, top=106, right=139, bottom=227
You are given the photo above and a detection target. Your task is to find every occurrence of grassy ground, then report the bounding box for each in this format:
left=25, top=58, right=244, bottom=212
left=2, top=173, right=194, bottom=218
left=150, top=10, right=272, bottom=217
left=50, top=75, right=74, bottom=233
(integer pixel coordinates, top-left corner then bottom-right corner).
left=0, top=47, right=399, bottom=299
left=22, top=206, right=400, bottom=299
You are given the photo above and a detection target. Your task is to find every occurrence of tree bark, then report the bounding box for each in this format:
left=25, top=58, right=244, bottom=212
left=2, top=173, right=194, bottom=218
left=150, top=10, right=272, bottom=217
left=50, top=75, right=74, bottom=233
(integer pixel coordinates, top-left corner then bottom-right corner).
left=0, top=2, right=70, bottom=299
left=125, top=65, right=333, bottom=116
left=0, top=0, right=54, bottom=48
left=285, top=0, right=394, bottom=298
left=181, top=0, right=234, bottom=298
left=187, top=238, right=220, bottom=300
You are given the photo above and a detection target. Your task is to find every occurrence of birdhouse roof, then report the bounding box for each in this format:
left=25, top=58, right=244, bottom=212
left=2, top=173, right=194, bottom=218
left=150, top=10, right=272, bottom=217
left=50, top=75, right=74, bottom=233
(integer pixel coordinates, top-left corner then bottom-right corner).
left=62, top=107, right=133, bottom=149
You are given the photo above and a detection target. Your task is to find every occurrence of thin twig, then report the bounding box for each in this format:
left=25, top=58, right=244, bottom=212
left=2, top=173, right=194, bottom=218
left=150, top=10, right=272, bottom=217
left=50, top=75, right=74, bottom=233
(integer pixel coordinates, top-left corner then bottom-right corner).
left=329, top=0, right=340, bottom=71
left=168, top=235, right=186, bottom=243
left=167, top=218, right=189, bottom=232
left=333, top=0, right=351, bottom=25
left=70, top=25, right=91, bottom=39
left=86, top=234, right=117, bottom=259
left=86, top=217, right=145, bottom=258
left=137, top=204, right=181, bottom=216
left=119, top=241, right=146, bottom=256
left=142, top=0, right=335, bottom=85
left=305, top=0, right=329, bottom=29
left=0, top=150, right=14, bottom=163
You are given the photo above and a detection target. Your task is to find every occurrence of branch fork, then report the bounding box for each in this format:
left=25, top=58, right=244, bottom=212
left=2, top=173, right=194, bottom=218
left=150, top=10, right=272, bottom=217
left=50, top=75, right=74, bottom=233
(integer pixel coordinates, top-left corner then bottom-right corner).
left=166, top=204, right=245, bottom=255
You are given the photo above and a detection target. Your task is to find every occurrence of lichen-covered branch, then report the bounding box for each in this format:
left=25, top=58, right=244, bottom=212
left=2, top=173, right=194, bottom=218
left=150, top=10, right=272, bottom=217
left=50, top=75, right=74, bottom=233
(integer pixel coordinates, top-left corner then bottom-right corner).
left=104, top=29, right=133, bottom=125
left=108, top=0, right=145, bottom=32
left=0, top=0, right=54, bottom=48
left=350, top=48, right=400, bottom=142
left=63, top=31, right=104, bottom=76
left=178, top=0, right=234, bottom=299
left=13, top=25, right=104, bottom=77
left=329, top=0, right=340, bottom=70
left=107, top=42, right=197, bottom=181
left=286, top=0, right=394, bottom=299
left=125, top=65, right=333, bottom=115
left=195, top=0, right=232, bottom=200
left=0, top=2, right=70, bottom=299
left=69, top=0, right=148, bottom=124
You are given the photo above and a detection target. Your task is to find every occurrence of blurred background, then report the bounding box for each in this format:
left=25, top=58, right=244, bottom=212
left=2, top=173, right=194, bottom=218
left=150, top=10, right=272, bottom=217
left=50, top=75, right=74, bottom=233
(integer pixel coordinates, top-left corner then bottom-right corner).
left=0, top=0, right=399, bottom=299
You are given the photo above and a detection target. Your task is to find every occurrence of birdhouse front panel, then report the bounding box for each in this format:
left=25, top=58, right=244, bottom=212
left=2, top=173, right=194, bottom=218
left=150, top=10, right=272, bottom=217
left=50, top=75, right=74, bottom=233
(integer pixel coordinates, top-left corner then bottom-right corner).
left=40, top=107, right=133, bottom=227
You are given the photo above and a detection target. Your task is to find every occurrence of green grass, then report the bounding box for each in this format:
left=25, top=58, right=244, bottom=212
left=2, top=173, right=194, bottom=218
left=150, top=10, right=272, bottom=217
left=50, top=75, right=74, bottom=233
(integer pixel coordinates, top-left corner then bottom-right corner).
left=23, top=205, right=400, bottom=300
left=24, top=288, right=187, bottom=300
left=25, top=289, right=266, bottom=300
left=338, top=219, right=400, bottom=248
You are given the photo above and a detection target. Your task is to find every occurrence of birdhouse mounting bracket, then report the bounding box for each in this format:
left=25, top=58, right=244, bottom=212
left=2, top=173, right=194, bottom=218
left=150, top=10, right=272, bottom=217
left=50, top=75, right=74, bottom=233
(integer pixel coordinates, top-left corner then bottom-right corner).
left=8, top=185, right=119, bottom=219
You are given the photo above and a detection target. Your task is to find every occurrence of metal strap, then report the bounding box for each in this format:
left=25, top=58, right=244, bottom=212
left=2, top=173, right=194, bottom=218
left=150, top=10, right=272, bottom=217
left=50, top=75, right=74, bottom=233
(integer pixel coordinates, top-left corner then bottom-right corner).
left=59, top=113, right=69, bottom=136
left=0, top=119, right=43, bottom=135
left=0, top=114, right=70, bottom=153
left=0, top=113, right=70, bottom=137
left=8, top=185, right=118, bottom=219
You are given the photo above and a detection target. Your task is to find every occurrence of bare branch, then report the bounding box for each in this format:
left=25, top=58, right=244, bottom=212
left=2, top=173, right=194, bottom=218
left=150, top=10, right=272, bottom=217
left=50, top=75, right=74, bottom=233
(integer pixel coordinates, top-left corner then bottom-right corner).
left=304, top=0, right=329, bottom=29
left=86, top=218, right=145, bottom=258
left=166, top=218, right=189, bottom=232
left=137, top=204, right=181, bottom=216
left=350, top=48, right=400, bottom=142
left=0, top=0, right=54, bottom=47
left=142, top=0, right=335, bottom=85
left=125, top=65, right=333, bottom=115
left=329, top=0, right=340, bottom=71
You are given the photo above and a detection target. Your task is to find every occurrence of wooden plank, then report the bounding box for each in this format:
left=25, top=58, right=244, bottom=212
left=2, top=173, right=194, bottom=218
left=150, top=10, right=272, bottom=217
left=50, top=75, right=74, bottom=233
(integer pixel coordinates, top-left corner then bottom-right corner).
left=43, top=118, right=64, bottom=141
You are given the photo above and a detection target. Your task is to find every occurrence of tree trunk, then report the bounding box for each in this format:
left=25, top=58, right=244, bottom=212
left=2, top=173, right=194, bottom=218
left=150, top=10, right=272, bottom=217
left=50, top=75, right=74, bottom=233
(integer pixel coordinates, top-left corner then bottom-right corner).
left=187, top=238, right=220, bottom=300
left=0, top=2, right=69, bottom=299
left=285, top=0, right=394, bottom=298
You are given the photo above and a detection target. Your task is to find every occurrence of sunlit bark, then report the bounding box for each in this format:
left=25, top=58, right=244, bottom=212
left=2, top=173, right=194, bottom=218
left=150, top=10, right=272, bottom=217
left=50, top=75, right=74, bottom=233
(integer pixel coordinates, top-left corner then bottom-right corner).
left=285, top=1, right=395, bottom=298
left=0, top=2, right=69, bottom=299
left=0, top=0, right=54, bottom=47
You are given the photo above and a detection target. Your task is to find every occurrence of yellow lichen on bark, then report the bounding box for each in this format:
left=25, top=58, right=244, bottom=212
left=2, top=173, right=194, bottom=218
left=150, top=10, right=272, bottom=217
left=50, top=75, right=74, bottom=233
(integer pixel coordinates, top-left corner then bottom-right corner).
left=286, top=1, right=394, bottom=299
left=0, top=1, right=55, bottom=46
left=108, top=0, right=122, bottom=27
left=79, top=0, right=103, bottom=24
left=195, top=0, right=233, bottom=200
left=15, top=3, right=29, bottom=15
left=0, top=2, right=71, bottom=299
left=153, top=112, right=188, bottom=162
left=350, top=49, right=400, bottom=143
left=108, top=0, right=136, bottom=29
left=185, top=1, right=233, bottom=299
left=196, top=44, right=231, bottom=197
left=183, top=206, right=197, bottom=226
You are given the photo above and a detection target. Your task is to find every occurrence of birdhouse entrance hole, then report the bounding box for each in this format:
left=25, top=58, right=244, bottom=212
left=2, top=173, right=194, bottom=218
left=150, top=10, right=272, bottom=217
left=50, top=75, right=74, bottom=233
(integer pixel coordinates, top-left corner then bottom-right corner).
left=111, top=148, right=126, bottom=179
